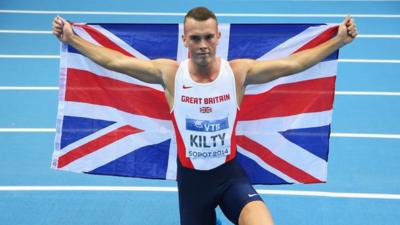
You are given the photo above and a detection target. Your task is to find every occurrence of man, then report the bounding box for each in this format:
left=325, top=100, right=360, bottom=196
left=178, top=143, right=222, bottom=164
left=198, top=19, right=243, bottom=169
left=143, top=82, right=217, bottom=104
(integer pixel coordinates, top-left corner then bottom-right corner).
left=52, top=6, right=357, bottom=225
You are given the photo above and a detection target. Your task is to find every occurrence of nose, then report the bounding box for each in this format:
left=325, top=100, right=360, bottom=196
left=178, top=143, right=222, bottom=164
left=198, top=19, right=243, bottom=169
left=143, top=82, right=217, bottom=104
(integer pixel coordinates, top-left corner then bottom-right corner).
left=199, top=39, right=208, bottom=49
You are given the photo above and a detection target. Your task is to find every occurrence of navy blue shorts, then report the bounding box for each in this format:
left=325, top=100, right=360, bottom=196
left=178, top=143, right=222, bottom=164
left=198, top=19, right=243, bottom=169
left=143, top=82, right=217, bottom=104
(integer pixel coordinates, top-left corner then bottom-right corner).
left=177, top=159, right=263, bottom=225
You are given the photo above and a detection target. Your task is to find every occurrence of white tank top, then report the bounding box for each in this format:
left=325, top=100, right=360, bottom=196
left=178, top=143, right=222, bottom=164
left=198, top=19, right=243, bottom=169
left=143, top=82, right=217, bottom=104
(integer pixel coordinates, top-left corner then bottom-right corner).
left=171, top=59, right=239, bottom=170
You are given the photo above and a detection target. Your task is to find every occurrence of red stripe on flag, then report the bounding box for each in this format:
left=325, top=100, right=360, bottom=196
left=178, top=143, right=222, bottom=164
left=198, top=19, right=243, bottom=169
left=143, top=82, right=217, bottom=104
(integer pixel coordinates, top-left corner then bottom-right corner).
left=65, top=68, right=171, bottom=120
left=171, top=113, right=194, bottom=169
left=225, top=110, right=239, bottom=162
left=292, top=26, right=339, bottom=54
left=237, top=135, right=322, bottom=183
left=75, top=24, right=134, bottom=57
left=238, top=76, right=336, bottom=120
left=57, top=125, right=143, bottom=168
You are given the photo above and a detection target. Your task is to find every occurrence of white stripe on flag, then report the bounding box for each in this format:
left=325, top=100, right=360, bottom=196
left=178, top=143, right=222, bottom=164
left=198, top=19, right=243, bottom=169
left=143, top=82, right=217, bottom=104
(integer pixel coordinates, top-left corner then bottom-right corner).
left=62, top=131, right=171, bottom=172
left=177, top=24, right=188, bottom=62
left=215, top=24, right=230, bottom=60
left=249, top=132, right=327, bottom=181
left=66, top=53, right=164, bottom=91
left=63, top=101, right=173, bottom=132
left=237, top=111, right=332, bottom=182
left=60, top=101, right=176, bottom=180
left=238, top=146, right=298, bottom=184
left=54, top=122, right=125, bottom=156
left=72, top=26, right=100, bottom=46
left=166, top=134, right=177, bottom=180
left=236, top=111, right=333, bottom=134
left=90, top=25, right=149, bottom=60
left=258, top=24, right=338, bottom=60
left=245, top=60, right=337, bottom=95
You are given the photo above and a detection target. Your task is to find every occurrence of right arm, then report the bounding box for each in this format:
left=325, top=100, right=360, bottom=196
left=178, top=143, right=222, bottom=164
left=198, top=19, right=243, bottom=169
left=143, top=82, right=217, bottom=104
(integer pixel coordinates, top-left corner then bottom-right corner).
left=52, top=16, right=177, bottom=86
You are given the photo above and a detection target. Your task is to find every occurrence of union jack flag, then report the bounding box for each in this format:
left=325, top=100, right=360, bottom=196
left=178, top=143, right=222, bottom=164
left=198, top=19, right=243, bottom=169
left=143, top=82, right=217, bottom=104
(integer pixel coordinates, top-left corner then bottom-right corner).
left=51, top=22, right=339, bottom=184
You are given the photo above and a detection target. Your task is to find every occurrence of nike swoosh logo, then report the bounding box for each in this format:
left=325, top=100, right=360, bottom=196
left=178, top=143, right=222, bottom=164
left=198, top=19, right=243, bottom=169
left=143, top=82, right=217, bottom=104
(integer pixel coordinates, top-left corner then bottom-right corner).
left=182, top=85, right=192, bottom=89
left=248, top=194, right=258, bottom=198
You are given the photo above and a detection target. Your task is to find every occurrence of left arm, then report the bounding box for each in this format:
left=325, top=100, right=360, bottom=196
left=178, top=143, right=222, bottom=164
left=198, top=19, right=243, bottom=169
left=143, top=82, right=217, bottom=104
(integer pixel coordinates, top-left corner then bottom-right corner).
left=241, top=16, right=357, bottom=85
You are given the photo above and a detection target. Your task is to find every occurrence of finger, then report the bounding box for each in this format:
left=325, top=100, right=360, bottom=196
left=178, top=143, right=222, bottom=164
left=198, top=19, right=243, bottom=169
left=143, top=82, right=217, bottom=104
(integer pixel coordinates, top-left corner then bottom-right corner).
left=55, top=17, right=66, bottom=28
left=59, top=17, right=66, bottom=27
left=347, top=24, right=356, bottom=32
left=52, top=21, right=62, bottom=28
left=346, top=23, right=356, bottom=33
left=343, top=15, right=351, bottom=25
left=54, top=27, right=63, bottom=33
left=348, top=29, right=357, bottom=38
left=54, top=17, right=62, bottom=25
left=52, top=25, right=63, bottom=34
left=346, top=18, right=354, bottom=27
left=52, top=30, right=61, bottom=38
left=348, top=29, right=355, bottom=36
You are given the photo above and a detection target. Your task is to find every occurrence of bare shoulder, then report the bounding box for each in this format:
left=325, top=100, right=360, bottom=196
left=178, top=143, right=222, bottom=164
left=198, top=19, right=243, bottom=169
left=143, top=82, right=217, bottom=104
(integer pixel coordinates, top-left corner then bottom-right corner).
left=152, top=58, right=179, bottom=78
left=229, top=59, right=256, bottom=84
left=152, top=58, right=179, bottom=71
left=151, top=58, right=179, bottom=91
left=229, top=59, right=256, bottom=74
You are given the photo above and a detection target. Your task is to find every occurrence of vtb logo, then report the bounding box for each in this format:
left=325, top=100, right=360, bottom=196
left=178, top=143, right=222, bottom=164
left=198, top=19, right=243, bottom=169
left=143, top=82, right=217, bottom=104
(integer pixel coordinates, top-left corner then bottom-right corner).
left=200, top=107, right=212, bottom=113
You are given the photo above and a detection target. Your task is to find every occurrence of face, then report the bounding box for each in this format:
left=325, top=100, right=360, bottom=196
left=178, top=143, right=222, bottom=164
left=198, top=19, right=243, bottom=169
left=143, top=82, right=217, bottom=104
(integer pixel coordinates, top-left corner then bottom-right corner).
left=182, top=18, right=221, bottom=67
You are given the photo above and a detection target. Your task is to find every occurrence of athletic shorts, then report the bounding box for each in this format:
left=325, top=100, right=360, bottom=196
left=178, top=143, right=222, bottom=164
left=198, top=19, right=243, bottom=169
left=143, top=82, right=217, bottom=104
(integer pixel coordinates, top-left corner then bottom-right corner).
left=177, top=159, right=263, bottom=225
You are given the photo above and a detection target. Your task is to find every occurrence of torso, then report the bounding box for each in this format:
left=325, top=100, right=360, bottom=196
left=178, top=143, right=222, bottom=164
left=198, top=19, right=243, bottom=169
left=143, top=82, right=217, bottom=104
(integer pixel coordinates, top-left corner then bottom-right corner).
left=170, top=58, right=239, bottom=170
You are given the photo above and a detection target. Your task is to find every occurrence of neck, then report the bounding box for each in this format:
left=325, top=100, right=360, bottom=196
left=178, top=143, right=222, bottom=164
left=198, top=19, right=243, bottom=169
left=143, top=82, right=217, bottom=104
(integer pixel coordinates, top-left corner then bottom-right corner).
left=189, top=57, right=220, bottom=82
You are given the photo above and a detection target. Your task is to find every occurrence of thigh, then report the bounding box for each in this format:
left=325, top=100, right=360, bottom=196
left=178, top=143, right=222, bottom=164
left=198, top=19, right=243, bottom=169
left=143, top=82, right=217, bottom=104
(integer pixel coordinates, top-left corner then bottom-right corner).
left=177, top=164, right=218, bottom=225
left=219, top=179, right=263, bottom=225
left=178, top=182, right=217, bottom=225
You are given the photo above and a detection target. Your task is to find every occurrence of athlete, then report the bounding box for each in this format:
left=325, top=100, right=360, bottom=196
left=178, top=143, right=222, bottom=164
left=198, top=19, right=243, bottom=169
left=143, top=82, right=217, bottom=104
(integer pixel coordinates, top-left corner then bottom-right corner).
left=52, top=6, right=357, bottom=225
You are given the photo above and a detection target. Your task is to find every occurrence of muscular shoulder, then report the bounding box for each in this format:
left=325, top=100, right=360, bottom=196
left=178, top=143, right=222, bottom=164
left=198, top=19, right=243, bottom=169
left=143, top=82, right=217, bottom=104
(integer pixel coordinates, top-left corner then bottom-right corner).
left=152, top=59, right=179, bottom=82
left=229, top=59, right=255, bottom=72
left=229, top=59, right=256, bottom=87
left=152, top=58, right=179, bottom=74
left=151, top=59, right=179, bottom=94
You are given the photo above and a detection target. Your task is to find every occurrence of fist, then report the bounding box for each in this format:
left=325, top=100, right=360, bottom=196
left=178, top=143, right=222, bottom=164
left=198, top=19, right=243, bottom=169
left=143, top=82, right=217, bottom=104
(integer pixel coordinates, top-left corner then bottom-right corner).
left=337, top=16, right=358, bottom=46
left=52, top=16, right=74, bottom=43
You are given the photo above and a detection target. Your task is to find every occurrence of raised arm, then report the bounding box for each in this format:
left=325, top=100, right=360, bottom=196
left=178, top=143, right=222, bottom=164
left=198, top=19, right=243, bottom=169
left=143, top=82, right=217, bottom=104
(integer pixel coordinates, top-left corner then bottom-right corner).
left=52, top=16, right=178, bottom=86
left=234, top=16, right=357, bottom=86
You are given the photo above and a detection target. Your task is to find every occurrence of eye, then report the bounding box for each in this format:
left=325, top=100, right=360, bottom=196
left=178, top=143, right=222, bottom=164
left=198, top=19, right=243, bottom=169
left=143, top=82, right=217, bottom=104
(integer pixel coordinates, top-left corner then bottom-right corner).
left=190, top=35, right=201, bottom=42
left=205, top=34, right=215, bottom=41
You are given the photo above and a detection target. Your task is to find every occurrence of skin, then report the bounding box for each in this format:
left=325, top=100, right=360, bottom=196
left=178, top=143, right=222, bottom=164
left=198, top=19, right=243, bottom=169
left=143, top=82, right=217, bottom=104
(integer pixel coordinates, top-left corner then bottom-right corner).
left=52, top=15, right=357, bottom=225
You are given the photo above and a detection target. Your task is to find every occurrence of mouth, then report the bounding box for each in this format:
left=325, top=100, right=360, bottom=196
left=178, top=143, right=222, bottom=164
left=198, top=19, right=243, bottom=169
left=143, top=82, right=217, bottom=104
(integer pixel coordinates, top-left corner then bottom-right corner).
left=197, top=52, right=210, bottom=57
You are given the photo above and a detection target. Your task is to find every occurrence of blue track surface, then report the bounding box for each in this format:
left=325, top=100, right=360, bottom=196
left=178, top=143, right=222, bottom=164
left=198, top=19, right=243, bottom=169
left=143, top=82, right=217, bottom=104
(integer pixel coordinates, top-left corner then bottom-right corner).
left=0, top=1, right=399, bottom=224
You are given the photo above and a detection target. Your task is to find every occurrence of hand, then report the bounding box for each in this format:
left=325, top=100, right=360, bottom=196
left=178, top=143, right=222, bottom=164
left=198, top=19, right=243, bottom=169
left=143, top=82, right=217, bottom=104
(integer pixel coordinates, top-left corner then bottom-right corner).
left=337, top=15, right=358, bottom=46
left=52, top=16, right=74, bottom=43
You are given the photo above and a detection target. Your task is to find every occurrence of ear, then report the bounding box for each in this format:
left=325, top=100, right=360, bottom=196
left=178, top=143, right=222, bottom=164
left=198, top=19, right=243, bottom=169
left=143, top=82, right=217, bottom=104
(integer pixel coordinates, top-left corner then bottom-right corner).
left=182, top=34, right=188, bottom=48
left=215, top=31, right=221, bottom=45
